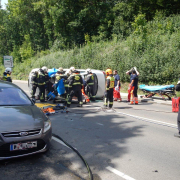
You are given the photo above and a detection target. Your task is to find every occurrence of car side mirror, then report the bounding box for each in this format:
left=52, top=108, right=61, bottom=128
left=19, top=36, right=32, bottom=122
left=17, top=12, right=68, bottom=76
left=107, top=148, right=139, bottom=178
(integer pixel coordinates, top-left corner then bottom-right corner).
left=31, top=98, right=36, bottom=104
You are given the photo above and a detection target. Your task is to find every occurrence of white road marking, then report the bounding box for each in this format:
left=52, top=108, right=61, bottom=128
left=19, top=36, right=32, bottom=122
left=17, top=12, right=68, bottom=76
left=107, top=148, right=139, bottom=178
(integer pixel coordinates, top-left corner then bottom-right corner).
left=117, top=112, right=177, bottom=129
left=52, top=136, right=70, bottom=149
left=106, top=166, right=136, bottom=180
left=96, top=123, right=104, bottom=126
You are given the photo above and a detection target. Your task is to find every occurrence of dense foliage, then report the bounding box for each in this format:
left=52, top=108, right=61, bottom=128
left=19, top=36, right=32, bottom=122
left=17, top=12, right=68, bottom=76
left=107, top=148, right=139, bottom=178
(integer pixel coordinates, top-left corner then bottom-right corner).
left=0, top=0, right=180, bottom=84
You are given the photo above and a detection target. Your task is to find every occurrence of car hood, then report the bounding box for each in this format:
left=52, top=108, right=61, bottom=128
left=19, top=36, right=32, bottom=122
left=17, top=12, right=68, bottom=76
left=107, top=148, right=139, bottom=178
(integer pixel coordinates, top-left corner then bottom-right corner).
left=0, top=105, right=47, bottom=132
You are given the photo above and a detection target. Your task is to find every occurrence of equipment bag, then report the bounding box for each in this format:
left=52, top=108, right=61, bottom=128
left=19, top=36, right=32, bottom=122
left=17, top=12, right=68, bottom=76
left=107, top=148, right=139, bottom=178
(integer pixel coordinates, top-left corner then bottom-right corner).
left=172, top=97, right=179, bottom=112
left=48, top=68, right=58, bottom=77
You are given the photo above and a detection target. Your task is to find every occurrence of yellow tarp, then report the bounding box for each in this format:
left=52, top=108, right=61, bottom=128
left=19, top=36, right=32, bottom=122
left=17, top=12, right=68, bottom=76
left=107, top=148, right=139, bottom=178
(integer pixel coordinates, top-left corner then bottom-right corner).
left=35, top=103, right=56, bottom=109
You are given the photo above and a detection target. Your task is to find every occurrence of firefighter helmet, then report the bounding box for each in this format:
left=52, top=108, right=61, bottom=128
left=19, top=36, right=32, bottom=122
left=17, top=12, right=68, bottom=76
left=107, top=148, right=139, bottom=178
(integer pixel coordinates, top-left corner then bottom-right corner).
left=86, top=68, right=92, bottom=74
left=105, top=68, right=112, bottom=76
left=41, top=66, right=48, bottom=72
left=58, top=67, right=63, bottom=73
left=70, top=66, right=75, bottom=71
left=5, top=67, right=12, bottom=73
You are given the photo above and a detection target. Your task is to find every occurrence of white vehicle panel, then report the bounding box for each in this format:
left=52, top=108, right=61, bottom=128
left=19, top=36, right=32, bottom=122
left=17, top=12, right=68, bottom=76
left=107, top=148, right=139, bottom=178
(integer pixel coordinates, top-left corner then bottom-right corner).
left=28, top=68, right=105, bottom=99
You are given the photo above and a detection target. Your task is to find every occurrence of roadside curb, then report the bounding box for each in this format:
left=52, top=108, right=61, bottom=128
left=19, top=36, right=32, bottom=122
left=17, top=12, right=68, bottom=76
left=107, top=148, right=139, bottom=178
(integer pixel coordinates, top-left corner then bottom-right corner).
left=13, top=80, right=28, bottom=84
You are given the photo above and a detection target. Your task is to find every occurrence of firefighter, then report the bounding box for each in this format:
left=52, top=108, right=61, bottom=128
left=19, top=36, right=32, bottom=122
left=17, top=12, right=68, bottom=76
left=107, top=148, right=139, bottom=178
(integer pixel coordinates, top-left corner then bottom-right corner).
left=126, top=67, right=139, bottom=105
left=104, top=68, right=115, bottom=108
left=54, top=67, right=67, bottom=96
left=69, top=66, right=75, bottom=75
left=67, top=69, right=83, bottom=107
left=31, top=70, right=38, bottom=99
left=42, top=66, right=51, bottom=99
left=3, top=67, right=12, bottom=82
left=85, top=68, right=96, bottom=101
left=113, top=70, right=122, bottom=102
left=126, top=67, right=139, bottom=103
left=38, top=66, right=47, bottom=102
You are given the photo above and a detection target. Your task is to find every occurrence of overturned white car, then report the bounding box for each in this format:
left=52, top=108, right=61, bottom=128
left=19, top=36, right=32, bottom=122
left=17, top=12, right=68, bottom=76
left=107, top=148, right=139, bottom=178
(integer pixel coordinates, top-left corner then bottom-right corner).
left=28, top=68, right=106, bottom=99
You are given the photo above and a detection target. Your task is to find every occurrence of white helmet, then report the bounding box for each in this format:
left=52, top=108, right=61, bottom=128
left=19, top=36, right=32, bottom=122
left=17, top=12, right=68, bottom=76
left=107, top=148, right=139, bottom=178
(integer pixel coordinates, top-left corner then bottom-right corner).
left=41, top=66, right=48, bottom=72
left=58, top=67, right=63, bottom=72
left=65, top=69, right=71, bottom=76
left=5, top=67, right=12, bottom=73
left=70, top=66, right=75, bottom=71
left=86, top=68, right=91, bottom=74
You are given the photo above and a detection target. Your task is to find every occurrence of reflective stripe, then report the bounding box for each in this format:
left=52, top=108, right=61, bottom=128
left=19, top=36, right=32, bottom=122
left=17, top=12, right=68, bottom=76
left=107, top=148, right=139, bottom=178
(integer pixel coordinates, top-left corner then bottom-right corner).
left=109, top=102, right=113, bottom=105
left=88, top=83, right=94, bottom=85
left=67, top=102, right=71, bottom=104
left=79, top=102, right=83, bottom=105
left=73, top=82, right=81, bottom=85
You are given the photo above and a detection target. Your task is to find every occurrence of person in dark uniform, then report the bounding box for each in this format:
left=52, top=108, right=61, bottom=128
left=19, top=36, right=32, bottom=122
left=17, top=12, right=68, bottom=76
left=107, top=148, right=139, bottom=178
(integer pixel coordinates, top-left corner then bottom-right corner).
left=41, top=66, right=51, bottom=99
left=31, top=70, right=38, bottom=99
left=38, top=67, right=46, bottom=102
left=54, top=67, right=68, bottom=100
left=113, top=70, right=122, bottom=102
left=104, top=68, right=115, bottom=108
left=3, top=68, right=12, bottom=82
left=126, top=67, right=139, bottom=103
left=85, top=68, right=96, bottom=101
left=67, top=69, right=83, bottom=107
left=175, top=80, right=180, bottom=137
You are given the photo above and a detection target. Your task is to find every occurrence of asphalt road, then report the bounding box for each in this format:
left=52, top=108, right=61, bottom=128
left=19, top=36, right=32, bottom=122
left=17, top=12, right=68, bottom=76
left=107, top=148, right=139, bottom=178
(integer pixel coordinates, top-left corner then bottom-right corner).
left=1, top=80, right=180, bottom=180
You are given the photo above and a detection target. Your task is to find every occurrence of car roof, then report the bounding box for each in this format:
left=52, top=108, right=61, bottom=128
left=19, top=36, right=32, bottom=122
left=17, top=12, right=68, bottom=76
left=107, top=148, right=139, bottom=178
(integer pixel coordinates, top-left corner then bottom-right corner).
left=0, top=80, right=19, bottom=88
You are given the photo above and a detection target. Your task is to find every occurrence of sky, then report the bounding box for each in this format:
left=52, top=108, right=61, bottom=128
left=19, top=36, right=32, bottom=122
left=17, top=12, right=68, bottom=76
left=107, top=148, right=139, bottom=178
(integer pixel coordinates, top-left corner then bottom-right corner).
left=1, top=0, right=8, bottom=9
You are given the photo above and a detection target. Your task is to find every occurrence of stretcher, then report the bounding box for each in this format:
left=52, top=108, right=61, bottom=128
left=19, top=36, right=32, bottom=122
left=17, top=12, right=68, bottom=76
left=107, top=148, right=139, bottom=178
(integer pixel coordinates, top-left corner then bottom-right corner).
left=139, top=84, right=175, bottom=100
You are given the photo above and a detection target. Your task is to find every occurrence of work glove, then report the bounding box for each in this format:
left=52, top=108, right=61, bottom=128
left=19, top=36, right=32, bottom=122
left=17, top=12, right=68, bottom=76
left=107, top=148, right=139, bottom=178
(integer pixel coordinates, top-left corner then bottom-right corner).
left=115, top=85, right=119, bottom=91
left=134, top=67, right=137, bottom=71
left=129, top=67, right=134, bottom=72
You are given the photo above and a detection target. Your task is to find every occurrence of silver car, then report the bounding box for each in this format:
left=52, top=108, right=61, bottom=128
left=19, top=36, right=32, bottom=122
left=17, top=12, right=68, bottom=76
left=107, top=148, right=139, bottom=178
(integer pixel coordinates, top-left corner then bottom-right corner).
left=0, top=80, right=52, bottom=160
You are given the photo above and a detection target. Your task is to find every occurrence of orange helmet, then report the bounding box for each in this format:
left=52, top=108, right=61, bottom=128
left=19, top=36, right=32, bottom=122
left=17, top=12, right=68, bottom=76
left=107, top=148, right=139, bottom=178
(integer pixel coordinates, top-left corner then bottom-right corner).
left=105, top=68, right=112, bottom=76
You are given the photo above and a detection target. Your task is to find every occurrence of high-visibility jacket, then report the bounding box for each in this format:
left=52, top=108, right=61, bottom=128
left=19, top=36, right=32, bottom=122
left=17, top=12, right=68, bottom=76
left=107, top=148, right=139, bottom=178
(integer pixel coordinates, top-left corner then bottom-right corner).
left=37, top=69, right=46, bottom=85
left=44, top=72, right=50, bottom=84
left=55, top=73, right=67, bottom=84
left=106, top=75, right=115, bottom=90
left=31, top=72, right=38, bottom=85
left=86, top=73, right=94, bottom=85
left=68, top=73, right=83, bottom=87
left=3, top=72, right=12, bottom=82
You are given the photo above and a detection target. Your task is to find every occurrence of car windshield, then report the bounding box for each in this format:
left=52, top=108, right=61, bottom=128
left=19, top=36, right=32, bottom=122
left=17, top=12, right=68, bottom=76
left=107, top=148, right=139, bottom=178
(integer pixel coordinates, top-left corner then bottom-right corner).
left=0, top=87, right=32, bottom=106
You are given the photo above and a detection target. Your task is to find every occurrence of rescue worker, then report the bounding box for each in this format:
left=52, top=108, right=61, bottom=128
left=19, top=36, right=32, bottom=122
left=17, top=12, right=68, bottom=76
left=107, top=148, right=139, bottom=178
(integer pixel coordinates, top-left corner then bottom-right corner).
left=104, top=68, right=115, bottom=108
left=42, top=66, right=51, bottom=99
left=85, top=68, right=96, bottom=101
left=113, top=70, right=122, bottom=102
left=126, top=67, right=139, bottom=105
left=3, top=67, right=12, bottom=82
left=67, top=69, right=83, bottom=107
left=54, top=67, right=67, bottom=96
left=126, top=67, right=139, bottom=103
left=175, top=79, right=180, bottom=137
left=69, top=66, right=75, bottom=75
left=31, top=70, right=38, bottom=99
left=38, top=66, right=47, bottom=102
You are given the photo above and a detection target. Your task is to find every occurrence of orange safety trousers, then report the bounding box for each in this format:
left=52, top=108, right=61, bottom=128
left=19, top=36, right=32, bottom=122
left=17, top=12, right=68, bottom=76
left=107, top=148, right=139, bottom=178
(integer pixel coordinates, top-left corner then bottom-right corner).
left=130, top=86, right=138, bottom=104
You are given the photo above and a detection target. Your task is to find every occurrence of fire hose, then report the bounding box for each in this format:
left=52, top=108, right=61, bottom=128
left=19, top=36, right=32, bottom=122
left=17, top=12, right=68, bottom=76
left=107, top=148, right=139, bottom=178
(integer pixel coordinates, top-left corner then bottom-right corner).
left=52, top=133, right=93, bottom=180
